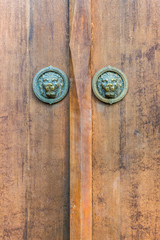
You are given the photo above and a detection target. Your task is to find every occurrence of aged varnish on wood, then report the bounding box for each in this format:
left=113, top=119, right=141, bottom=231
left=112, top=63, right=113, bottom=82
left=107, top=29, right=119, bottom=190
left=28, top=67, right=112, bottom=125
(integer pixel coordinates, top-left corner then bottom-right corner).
left=91, top=0, right=160, bottom=239
left=0, top=1, right=70, bottom=239
left=70, top=0, right=92, bottom=239
left=0, top=0, right=160, bottom=240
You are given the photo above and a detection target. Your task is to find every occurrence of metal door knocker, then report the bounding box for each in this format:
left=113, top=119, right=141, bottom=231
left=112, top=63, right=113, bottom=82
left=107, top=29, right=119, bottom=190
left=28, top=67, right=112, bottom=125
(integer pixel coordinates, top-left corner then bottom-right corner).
left=33, top=66, right=69, bottom=104
left=92, top=66, right=128, bottom=104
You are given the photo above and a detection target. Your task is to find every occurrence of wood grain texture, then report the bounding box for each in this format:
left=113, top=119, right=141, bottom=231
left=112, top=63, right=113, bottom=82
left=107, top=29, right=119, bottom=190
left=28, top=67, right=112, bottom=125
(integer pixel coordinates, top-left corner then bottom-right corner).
left=0, top=1, right=28, bottom=239
left=91, top=1, right=121, bottom=239
left=0, top=1, right=70, bottom=239
left=1, top=1, right=160, bottom=240
left=27, top=0, right=70, bottom=239
left=70, top=0, right=92, bottom=239
left=92, top=0, right=160, bottom=239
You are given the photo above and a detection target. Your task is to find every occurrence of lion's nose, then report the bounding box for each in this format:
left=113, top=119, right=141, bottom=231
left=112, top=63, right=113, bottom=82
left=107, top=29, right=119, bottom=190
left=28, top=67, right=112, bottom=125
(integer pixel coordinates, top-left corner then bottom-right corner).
left=46, top=83, right=53, bottom=87
left=44, top=84, right=55, bottom=93
left=110, top=85, right=115, bottom=91
left=105, top=86, right=110, bottom=92
left=51, top=86, right=55, bottom=91
left=105, top=84, right=115, bottom=92
left=45, top=83, right=55, bottom=91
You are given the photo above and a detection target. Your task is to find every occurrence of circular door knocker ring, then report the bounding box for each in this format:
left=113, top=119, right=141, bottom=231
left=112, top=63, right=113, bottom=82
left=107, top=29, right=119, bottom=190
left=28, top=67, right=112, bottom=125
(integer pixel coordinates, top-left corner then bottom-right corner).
left=92, top=66, right=128, bottom=104
left=33, top=66, right=69, bottom=104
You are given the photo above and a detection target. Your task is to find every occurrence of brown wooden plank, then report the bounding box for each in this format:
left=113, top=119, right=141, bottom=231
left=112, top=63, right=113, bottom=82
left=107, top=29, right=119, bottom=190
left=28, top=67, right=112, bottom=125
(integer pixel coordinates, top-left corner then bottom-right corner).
left=0, top=0, right=70, bottom=239
left=70, top=0, right=92, bottom=239
left=91, top=1, right=121, bottom=239
left=119, top=1, right=160, bottom=239
left=92, top=0, right=160, bottom=239
left=0, top=1, right=29, bottom=239
left=27, top=0, right=70, bottom=239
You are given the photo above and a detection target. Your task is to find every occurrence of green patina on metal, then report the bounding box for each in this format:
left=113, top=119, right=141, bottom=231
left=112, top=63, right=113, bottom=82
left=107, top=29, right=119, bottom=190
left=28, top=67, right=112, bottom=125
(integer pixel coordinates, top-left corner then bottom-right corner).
left=33, top=66, right=69, bottom=104
left=92, top=66, right=128, bottom=104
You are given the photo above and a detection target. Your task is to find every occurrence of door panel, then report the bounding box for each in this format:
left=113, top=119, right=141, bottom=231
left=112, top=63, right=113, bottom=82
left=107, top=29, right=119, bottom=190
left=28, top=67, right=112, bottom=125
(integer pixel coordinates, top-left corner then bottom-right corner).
left=0, top=1, right=69, bottom=239
left=92, top=0, right=160, bottom=239
left=1, top=0, right=160, bottom=240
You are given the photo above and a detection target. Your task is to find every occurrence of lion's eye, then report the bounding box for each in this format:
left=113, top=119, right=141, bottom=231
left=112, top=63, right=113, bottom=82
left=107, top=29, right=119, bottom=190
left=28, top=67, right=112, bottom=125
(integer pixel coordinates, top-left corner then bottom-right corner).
left=43, top=79, right=48, bottom=82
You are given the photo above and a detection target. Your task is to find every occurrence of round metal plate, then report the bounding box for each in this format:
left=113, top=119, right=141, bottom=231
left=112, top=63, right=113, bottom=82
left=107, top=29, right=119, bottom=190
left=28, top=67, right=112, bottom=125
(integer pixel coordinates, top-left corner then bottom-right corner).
left=92, top=66, right=128, bottom=104
left=33, top=66, right=69, bottom=104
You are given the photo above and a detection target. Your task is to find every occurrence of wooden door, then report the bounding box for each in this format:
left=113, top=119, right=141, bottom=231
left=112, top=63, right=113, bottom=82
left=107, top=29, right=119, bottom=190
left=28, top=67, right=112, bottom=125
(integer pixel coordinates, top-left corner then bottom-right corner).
left=92, top=0, right=160, bottom=239
left=0, top=1, right=70, bottom=239
left=1, top=1, right=160, bottom=240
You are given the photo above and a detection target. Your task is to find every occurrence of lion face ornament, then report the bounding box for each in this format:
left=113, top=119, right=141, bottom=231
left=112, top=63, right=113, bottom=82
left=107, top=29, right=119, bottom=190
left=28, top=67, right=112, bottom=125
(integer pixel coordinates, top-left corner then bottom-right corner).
left=39, top=72, right=64, bottom=99
left=92, top=66, right=128, bottom=104
left=103, top=80, right=118, bottom=98
left=97, top=72, right=123, bottom=99
left=33, top=66, right=69, bottom=104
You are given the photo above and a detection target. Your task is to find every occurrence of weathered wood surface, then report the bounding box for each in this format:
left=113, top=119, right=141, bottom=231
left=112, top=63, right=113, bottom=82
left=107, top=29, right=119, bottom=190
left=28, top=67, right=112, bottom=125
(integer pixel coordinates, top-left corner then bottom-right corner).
left=92, top=0, right=160, bottom=239
left=0, top=1, right=69, bottom=239
left=1, top=0, right=160, bottom=239
left=70, top=0, right=92, bottom=239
